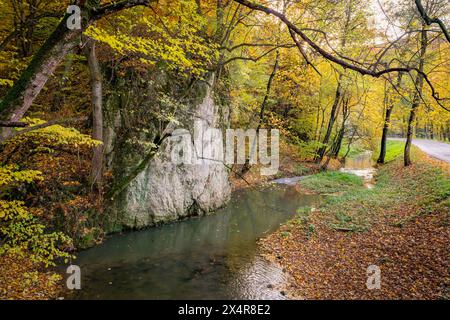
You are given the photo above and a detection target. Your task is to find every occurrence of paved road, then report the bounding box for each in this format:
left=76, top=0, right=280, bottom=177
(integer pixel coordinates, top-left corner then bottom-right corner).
left=390, top=138, right=450, bottom=163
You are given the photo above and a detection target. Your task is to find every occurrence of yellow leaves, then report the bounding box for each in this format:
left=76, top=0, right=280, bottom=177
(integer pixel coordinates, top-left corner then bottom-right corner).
left=0, top=165, right=42, bottom=187
left=0, top=165, right=73, bottom=268
left=0, top=78, right=13, bottom=87
left=0, top=200, right=28, bottom=220
left=0, top=213, right=74, bottom=267
left=0, top=166, right=41, bottom=220
left=85, top=25, right=215, bottom=76
left=0, top=252, right=63, bottom=300
left=84, top=0, right=217, bottom=77
left=11, top=117, right=101, bottom=149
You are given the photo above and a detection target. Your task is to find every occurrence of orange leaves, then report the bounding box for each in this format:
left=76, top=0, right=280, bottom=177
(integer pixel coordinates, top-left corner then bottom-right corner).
left=0, top=253, right=63, bottom=300
left=260, top=153, right=449, bottom=299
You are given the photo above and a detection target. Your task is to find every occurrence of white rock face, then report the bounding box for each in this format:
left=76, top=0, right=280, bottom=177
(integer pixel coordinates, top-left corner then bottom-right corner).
left=107, top=77, right=231, bottom=228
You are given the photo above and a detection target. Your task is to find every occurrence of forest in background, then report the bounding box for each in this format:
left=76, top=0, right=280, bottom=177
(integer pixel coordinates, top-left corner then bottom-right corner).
left=0, top=0, right=449, bottom=299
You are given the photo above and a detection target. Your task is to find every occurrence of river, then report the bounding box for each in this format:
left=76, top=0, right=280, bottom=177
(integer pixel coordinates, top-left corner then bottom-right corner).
left=70, top=184, right=322, bottom=300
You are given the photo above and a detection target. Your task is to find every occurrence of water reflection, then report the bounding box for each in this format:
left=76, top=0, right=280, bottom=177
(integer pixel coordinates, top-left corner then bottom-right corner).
left=72, top=185, right=321, bottom=300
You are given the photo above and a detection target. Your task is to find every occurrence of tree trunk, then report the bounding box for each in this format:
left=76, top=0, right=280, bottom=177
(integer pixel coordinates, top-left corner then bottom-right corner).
left=315, top=1, right=352, bottom=163
left=85, top=41, right=103, bottom=188
left=404, top=108, right=416, bottom=166
left=0, top=16, right=80, bottom=138
left=257, top=51, right=279, bottom=132
left=330, top=96, right=349, bottom=159
left=405, top=26, right=428, bottom=166
left=316, top=75, right=343, bottom=163
left=330, top=125, right=345, bottom=159
left=315, top=108, right=326, bottom=152
left=0, top=0, right=153, bottom=140
left=377, top=105, right=393, bottom=164
left=21, top=1, right=37, bottom=57
left=377, top=73, right=403, bottom=164
left=242, top=50, right=279, bottom=175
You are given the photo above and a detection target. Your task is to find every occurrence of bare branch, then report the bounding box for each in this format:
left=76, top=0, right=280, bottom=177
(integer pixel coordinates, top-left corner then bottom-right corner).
left=288, top=28, right=322, bottom=76
left=232, top=0, right=449, bottom=111
left=220, top=42, right=293, bottom=52
left=220, top=44, right=294, bottom=65
left=415, top=0, right=450, bottom=42
left=0, top=121, right=28, bottom=128
left=92, top=0, right=153, bottom=20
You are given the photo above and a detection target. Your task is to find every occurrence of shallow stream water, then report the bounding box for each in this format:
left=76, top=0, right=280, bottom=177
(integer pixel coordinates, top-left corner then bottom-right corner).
left=340, top=150, right=376, bottom=188
left=71, top=185, right=321, bottom=300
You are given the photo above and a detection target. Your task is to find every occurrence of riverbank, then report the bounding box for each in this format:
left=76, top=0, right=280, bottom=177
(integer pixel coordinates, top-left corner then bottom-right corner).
left=63, top=183, right=321, bottom=299
left=230, top=143, right=340, bottom=190
left=3, top=142, right=446, bottom=300
left=0, top=142, right=324, bottom=300
left=260, top=149, right=449, bottom=299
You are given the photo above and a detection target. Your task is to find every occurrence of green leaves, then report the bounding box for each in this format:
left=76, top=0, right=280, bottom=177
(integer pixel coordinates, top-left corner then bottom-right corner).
left=0, top=165, right=73, bottom=267
left=84, top=0, right=218, bottom=77
left=0, top=212, right=74, bottom=267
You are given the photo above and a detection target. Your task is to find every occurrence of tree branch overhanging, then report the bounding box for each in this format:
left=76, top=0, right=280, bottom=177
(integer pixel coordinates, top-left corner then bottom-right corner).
left=232, top=0, right=449, bottom=111
left=288, top=28, right=321, bottom=76
left=220, top=44, right=294, bottom=66
left=1, top=117, right=88, bottom=143
left=0, top=121, right=28, bottom=128
left=92, top=0, right=152, bottom=19
left=0, top=0, right=155, bottom=139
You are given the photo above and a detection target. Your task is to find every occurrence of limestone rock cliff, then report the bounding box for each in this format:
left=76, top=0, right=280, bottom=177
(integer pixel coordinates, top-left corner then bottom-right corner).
left=103, top=73, right=231, bottom=229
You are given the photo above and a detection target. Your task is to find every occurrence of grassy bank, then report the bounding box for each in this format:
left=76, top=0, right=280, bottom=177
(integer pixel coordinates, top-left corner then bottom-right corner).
left=260, top=149, right=449, bottom=299
left=300, top=171, right=364, bottom=194
left=377, top=140, right=405, bottom=162
left=339, top=140, right=405, bottom=162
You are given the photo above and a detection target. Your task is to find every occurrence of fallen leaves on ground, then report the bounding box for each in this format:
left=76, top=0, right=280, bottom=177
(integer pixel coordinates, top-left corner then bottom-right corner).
left=260, top=153, right=449, bottom=300
left=0, top=253, right=63, bottom=300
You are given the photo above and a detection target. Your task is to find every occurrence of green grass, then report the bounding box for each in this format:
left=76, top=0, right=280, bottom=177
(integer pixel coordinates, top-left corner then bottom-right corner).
left=377, top=140, right=405, bottom=162
left=338, top=143, right=366, bottom=159
left=300, top=171, right=364, bottom=194
left=299, top=150, right=449, bottom=232
left=339, top=140, right=405, bottom=162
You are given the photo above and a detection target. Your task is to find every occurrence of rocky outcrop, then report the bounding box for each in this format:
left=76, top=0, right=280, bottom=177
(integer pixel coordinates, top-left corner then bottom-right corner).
left=103, top=73, right=231, bottom=229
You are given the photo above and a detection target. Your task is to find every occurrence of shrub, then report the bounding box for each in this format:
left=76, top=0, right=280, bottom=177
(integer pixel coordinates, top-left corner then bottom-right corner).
left=0, top=166, right=73, bottom=267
